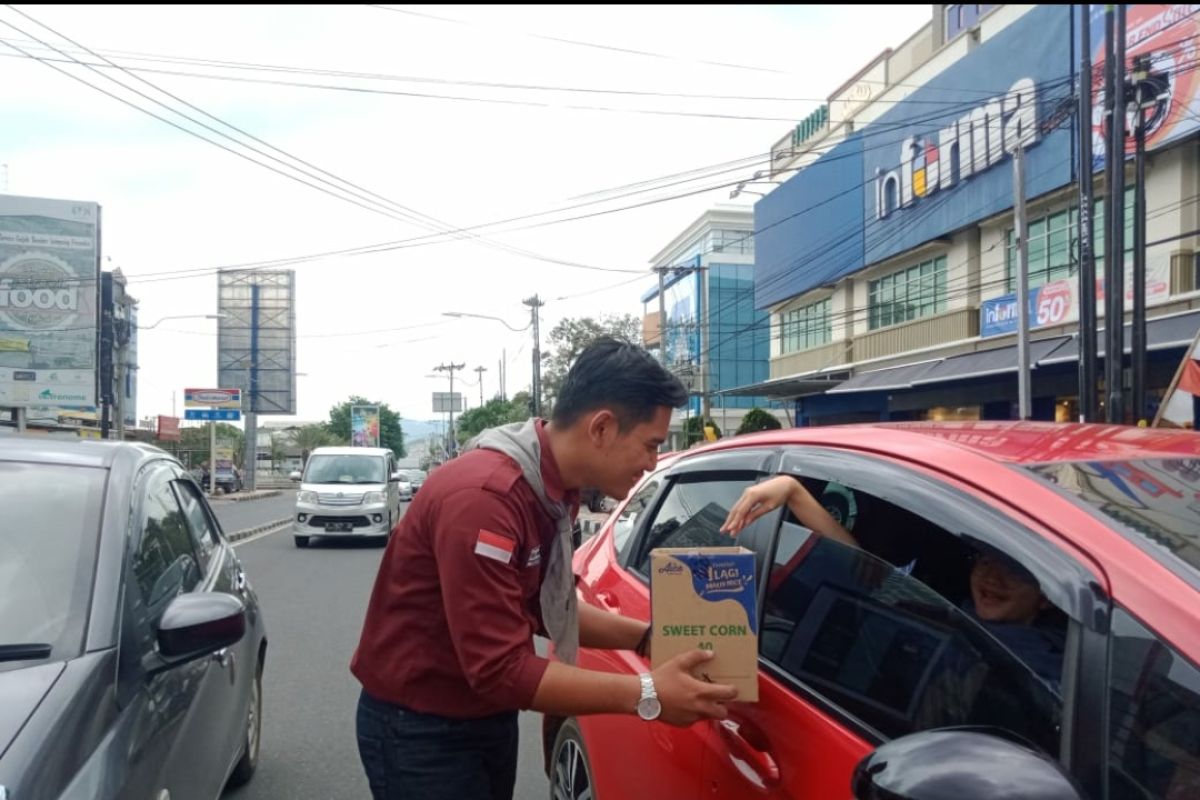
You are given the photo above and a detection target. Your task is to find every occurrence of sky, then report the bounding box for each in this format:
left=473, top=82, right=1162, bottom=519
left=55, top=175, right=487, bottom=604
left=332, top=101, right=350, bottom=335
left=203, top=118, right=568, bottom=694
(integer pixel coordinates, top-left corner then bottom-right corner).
left=0, top=3, right=929, bottom=428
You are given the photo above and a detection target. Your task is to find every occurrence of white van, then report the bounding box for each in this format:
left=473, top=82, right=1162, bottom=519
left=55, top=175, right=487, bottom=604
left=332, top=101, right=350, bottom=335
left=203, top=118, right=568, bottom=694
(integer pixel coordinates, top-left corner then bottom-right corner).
left=289, top=446, right=402, bottom=548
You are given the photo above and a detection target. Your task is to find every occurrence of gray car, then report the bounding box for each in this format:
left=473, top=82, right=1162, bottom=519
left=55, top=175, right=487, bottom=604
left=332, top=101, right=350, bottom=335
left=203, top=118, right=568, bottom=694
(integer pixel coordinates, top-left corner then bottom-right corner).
left=0, top=438, right=267, bottom=800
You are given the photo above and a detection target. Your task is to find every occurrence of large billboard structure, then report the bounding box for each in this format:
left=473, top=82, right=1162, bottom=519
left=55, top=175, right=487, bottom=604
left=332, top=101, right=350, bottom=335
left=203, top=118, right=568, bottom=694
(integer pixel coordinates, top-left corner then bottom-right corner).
left=352, top=405, right=381, bottom=448
left=218, top=269, right=296, bottom=492
left=0, top=193, right=101, bottom=411
left=218, top=269, right=296, bottom=415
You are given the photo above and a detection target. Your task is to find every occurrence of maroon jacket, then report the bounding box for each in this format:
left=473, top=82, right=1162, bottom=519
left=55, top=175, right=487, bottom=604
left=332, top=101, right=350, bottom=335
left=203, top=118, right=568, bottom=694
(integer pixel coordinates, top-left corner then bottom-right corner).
left=351, top=421, right=577, bottom=718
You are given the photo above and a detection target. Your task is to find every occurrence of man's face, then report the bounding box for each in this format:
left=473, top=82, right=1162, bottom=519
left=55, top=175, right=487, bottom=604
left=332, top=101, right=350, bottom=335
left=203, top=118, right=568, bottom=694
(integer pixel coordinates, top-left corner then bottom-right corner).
left=584, top=406, right=671, bottom=501
left=969, top=552, right=1044, bottom=625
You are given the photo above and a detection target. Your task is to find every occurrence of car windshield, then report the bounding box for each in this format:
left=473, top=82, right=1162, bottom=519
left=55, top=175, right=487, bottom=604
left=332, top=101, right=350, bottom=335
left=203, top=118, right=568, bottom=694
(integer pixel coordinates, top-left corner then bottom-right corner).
left=1027, top=459, right=1200, bottom=585
left=304, top=454, right=386, bottom=484
left=0, top=462, right=107, bottom=670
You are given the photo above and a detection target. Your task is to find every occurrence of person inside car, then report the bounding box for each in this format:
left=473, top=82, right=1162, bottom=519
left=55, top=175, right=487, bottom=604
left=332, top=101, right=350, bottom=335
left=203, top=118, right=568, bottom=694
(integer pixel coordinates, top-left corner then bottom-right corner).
left=721, top=474, right=1065, bottom=690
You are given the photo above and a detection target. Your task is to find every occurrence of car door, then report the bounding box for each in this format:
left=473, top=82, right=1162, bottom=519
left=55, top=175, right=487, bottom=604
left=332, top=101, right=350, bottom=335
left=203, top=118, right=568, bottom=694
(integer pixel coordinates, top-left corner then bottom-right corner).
left=701, top=447, right=1106, bottom=799
left=114, top=461, right=231, bottom=800
left=575, top=447, right=781, bottom=800
left=172, top=470, right=259, bottom=781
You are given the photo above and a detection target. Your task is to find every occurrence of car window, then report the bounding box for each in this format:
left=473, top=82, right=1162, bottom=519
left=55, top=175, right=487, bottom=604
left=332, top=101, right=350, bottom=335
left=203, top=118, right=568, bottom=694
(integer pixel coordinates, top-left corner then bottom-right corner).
left=172, top=478, right=221, bottom=573
left=1108, top=608, right=1200, bottom=799
left=0, top=462, right=106, bottom=670
left=761, top=480, right=1064, bottom=756
left=614, top=477, right=662, bottom=562
left=630, top=473, right=760, bottom=576
left=132, top=469, right=201, bottom=613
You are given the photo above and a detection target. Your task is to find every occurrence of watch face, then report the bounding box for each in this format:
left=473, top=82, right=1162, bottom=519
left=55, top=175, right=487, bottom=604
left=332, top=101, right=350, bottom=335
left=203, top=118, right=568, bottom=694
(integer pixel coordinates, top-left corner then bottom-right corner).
left=637, top=696, right=662, bottom=721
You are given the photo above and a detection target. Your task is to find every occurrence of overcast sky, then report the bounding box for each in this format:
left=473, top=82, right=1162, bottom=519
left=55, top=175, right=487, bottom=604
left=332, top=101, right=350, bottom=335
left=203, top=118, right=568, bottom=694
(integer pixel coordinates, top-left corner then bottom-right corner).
left=0, top=3, right=928, bottom=426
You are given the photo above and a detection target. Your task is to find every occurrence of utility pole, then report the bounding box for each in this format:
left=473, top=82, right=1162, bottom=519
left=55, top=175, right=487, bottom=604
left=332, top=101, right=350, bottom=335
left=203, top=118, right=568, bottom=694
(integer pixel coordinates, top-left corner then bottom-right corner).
left=523, top=295, right=545, bottom=416
left=500, top=349, right=507, bottom=402
left=1014, top=145, right=1032, bottom=420
left=657, top=267, right=668, bottom=365
left=434, top=362, right=465, bottom=455
left=1105, top=5, right=1128, bottom=423
left=699, top=265, right=711, bottom=422
left=1129, top=54, right=1169, bottom=425
left=474, top=365, right=487, bottom=406
left=1077, top=5, right=1098, bottom=422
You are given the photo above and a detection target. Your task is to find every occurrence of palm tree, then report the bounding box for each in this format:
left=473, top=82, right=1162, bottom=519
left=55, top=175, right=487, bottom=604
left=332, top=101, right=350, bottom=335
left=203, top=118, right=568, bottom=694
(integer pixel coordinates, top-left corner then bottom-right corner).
left=293, top=424, right=335, bottom=466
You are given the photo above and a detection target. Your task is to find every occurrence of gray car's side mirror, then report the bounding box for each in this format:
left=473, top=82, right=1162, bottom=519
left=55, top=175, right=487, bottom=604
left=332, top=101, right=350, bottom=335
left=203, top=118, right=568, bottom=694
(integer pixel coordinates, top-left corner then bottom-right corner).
left=289, top=471, right=302, bottom=481
left=154, top=593, right=246, bottom=667
left=852, top=729, right=1085, bottom=800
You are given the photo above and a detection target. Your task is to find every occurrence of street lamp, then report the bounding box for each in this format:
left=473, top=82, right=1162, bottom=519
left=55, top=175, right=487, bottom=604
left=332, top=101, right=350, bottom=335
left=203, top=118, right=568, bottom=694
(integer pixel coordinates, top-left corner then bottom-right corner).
left=138, top=312, right=228, bottom=329
left=442, top=311, right=530, bottom=332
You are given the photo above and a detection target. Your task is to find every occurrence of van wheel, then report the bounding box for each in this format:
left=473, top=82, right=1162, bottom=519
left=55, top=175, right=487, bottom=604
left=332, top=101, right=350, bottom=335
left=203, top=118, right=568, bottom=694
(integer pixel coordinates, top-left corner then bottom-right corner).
left=550, top=719, right=594, bottom=800
left=294, top=535, right=310, bottom=548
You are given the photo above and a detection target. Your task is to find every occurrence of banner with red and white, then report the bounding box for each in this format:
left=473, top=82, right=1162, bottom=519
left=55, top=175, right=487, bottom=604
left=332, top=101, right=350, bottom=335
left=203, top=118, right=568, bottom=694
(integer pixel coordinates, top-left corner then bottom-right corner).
left=1154, top=331, right=1200, bottom=429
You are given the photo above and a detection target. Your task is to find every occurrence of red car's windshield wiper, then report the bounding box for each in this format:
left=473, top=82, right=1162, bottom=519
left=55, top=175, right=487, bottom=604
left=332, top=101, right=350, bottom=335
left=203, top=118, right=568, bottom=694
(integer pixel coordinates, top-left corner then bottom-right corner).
left=0, top=643, right=52, bottom=662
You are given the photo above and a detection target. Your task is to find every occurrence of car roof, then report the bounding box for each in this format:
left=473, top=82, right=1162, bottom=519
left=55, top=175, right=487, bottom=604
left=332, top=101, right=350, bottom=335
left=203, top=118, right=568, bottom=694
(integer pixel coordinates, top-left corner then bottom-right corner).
left=0, top=435, right=169, bottom=469
left=682, top=421, right=1199, bottom=465
left=308, top=446, right=390, bottom=456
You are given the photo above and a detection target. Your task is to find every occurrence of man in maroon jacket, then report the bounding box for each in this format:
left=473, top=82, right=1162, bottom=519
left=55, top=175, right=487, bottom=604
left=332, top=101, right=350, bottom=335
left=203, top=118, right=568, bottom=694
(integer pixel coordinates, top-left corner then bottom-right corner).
left=351, top=337, right=738, bottom=799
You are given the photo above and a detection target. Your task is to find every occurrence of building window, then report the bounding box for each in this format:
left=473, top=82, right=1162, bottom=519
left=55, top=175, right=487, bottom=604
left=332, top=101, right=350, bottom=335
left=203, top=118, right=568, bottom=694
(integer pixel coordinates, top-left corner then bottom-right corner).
left=1004, top=188, right=1134, bottom=293
left=868, top=256, right=947, bottom=330
left=781, top=297, right=831, bottom=353
left=709, top=229, right=754, bottom=256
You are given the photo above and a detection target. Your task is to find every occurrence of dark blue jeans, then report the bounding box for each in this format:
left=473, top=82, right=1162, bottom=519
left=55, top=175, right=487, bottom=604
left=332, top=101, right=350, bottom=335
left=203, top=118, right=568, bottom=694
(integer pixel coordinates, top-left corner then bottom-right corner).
left=356, top=690, right=519, bottom=800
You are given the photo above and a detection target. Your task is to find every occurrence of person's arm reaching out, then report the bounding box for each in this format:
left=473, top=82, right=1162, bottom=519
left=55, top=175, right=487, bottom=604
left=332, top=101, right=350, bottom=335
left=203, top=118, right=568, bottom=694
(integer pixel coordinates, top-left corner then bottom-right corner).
left=721, top=475, right=858, bottom=548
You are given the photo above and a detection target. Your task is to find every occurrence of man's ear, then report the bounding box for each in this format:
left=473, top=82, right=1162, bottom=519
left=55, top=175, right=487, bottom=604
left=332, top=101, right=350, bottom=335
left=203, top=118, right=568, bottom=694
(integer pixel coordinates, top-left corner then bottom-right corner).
left=585, top=408, right=619, bottom=446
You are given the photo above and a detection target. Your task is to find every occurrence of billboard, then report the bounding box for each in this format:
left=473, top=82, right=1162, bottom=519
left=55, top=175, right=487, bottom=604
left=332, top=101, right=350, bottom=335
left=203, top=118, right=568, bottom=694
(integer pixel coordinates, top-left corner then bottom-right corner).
left=217, top=269, right=296, bottom=415
left=352, top=405, right=381, bottom=447
left=1088, top=5, right=1200, bottom=172
left=157, top=415, right=181, bottom=441
left=432, top=392, right=463, bottom=413
left=0, top=193, right=101, bottom=408
left=185, top=387, right=242, bottom=409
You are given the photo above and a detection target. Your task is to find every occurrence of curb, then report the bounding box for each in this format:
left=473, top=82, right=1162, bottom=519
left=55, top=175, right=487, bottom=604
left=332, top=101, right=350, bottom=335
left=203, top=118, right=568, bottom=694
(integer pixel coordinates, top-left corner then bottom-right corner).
left=227, top=517, right=291, bottom=543
left=211, top=489, right=284, bottom=504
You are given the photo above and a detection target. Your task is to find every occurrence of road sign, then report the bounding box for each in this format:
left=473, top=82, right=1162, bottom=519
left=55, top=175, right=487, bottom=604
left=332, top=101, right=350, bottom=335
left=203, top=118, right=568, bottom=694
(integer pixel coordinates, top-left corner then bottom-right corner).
left=185, top=387, right=242, bottom=409
left=185, top=408, right=242, bottom=421
left=432, top=392, right=462, bottom=413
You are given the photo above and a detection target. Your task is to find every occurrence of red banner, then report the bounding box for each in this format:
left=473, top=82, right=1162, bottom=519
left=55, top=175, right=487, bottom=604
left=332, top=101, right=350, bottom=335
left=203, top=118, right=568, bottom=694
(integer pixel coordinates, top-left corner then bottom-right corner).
left=157, top=415, right=181, bottom=441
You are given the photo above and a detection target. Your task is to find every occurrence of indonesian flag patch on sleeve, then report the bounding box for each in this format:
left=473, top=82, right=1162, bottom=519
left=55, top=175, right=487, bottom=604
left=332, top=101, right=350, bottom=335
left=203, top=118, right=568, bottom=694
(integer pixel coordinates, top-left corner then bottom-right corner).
left=475, top=529, right=516, bottom=564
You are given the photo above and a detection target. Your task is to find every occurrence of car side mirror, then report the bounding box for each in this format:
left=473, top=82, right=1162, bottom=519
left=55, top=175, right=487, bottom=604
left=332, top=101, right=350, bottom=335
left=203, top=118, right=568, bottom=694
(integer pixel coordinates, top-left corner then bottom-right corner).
left=289, top=471, right=302, bottom=481
left=852, top=729, right=1085, bottom=800
left=154, top=593, right=246, bottom=667
left=389, top=472, right=402, bottom=482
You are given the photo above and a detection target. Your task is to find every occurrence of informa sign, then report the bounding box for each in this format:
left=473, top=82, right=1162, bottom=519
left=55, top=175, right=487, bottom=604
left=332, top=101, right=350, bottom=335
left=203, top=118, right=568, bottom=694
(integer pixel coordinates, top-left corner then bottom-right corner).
left=0, top=194, right=101, bottom=408
left=351, top=405, right=381, bottom=448
left=980, top=258, right=1171, bottom=338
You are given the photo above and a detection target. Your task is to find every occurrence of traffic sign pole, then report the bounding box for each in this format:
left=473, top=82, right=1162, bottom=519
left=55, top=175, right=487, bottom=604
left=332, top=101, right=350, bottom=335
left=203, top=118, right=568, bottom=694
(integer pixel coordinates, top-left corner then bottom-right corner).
left=210, top=420, right=216, bottom=494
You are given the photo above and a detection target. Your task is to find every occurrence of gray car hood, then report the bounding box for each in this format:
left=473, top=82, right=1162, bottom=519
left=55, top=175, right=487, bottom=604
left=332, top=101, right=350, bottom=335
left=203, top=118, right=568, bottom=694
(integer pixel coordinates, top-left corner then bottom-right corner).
left=0, top=661, right=65, bottom=759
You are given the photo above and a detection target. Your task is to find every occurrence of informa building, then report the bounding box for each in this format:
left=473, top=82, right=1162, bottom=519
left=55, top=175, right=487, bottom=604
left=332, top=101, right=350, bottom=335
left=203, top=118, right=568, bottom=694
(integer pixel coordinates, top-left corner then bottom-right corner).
left=741, top=5, right=1200, bottom=425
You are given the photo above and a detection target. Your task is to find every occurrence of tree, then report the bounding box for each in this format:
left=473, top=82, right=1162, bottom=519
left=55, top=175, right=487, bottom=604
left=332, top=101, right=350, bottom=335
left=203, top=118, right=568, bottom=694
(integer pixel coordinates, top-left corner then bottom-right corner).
left=737, top=407, right=783, bottom=435
left=683, top=415, right=722, bottom=448
left=268, top=432, right=287, bottom=472
left=540, top=314, right=642, bottom=412
left=327, top=397, right=406, bottom=458
left=455, top=394, right=531, bottom=444
left=294, top=423, right=336, bottom=464
left=176, top=422, right=244, bottom=467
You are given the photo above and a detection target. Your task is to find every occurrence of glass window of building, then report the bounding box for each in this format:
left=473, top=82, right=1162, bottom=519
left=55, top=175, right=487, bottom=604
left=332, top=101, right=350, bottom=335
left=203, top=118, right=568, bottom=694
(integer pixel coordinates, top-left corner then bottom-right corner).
left=868, top=256, right=947, bottom=330
left=1005, top=189, right=1134, bottom=293
left=781, top=297, right=831, bottom=353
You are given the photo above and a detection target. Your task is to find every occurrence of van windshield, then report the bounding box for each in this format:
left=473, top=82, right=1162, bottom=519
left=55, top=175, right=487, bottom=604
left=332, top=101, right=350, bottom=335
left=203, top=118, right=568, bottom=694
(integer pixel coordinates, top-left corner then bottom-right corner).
left=305, top=454, right=386, bottom=484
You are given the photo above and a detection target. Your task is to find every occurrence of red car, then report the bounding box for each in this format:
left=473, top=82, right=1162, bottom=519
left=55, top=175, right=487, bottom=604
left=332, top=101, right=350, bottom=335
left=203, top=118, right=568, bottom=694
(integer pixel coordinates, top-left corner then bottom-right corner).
left=546, top=422, right=1200, bottom=800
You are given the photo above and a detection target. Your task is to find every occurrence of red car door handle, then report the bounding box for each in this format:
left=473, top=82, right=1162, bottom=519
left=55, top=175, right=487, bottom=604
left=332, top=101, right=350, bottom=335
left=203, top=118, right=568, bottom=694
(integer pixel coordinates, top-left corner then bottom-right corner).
left=594, top=589, right=621, bottom=612
left=716, top=719, right=780, bottom=788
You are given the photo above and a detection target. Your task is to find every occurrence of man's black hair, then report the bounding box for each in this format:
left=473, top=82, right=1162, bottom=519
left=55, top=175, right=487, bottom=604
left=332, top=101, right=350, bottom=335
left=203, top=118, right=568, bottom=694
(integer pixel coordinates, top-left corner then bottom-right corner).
left=551, top=336, right=688, bottom=430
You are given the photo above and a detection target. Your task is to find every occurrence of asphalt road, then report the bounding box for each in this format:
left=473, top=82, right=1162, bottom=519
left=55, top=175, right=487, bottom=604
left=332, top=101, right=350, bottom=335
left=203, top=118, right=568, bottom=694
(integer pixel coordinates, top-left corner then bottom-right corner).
left=210, top=491, right=298, bottom=535
left=221, top=500, right=550, bottom=800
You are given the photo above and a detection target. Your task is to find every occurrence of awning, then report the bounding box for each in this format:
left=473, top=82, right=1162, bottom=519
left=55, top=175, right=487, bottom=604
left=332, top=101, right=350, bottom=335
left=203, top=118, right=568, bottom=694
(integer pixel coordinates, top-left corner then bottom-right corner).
left=715, top=372, right=847, bottom=399
left=826, top=359, right=942, bottom=394
left=910, top=335, right=1072, bottom=386
left=1039, top=309, right=1200, bottom=365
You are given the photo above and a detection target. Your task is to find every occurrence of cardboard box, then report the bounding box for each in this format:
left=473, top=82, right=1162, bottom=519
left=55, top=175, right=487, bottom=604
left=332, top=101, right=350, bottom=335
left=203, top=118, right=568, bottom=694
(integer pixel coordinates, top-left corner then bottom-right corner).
left=650, top=546, right=759, bottom=702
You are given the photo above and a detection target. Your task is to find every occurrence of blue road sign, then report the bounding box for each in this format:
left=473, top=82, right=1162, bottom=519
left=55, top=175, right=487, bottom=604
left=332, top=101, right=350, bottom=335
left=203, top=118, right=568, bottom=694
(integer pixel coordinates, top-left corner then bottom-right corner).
left=185, top=408, right=242, bottom=421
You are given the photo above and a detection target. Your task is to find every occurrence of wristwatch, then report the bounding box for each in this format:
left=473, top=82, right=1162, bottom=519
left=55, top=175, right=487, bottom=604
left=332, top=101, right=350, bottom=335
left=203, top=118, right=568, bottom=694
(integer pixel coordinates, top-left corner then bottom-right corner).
left=636, top=672, right=661, bottom=721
